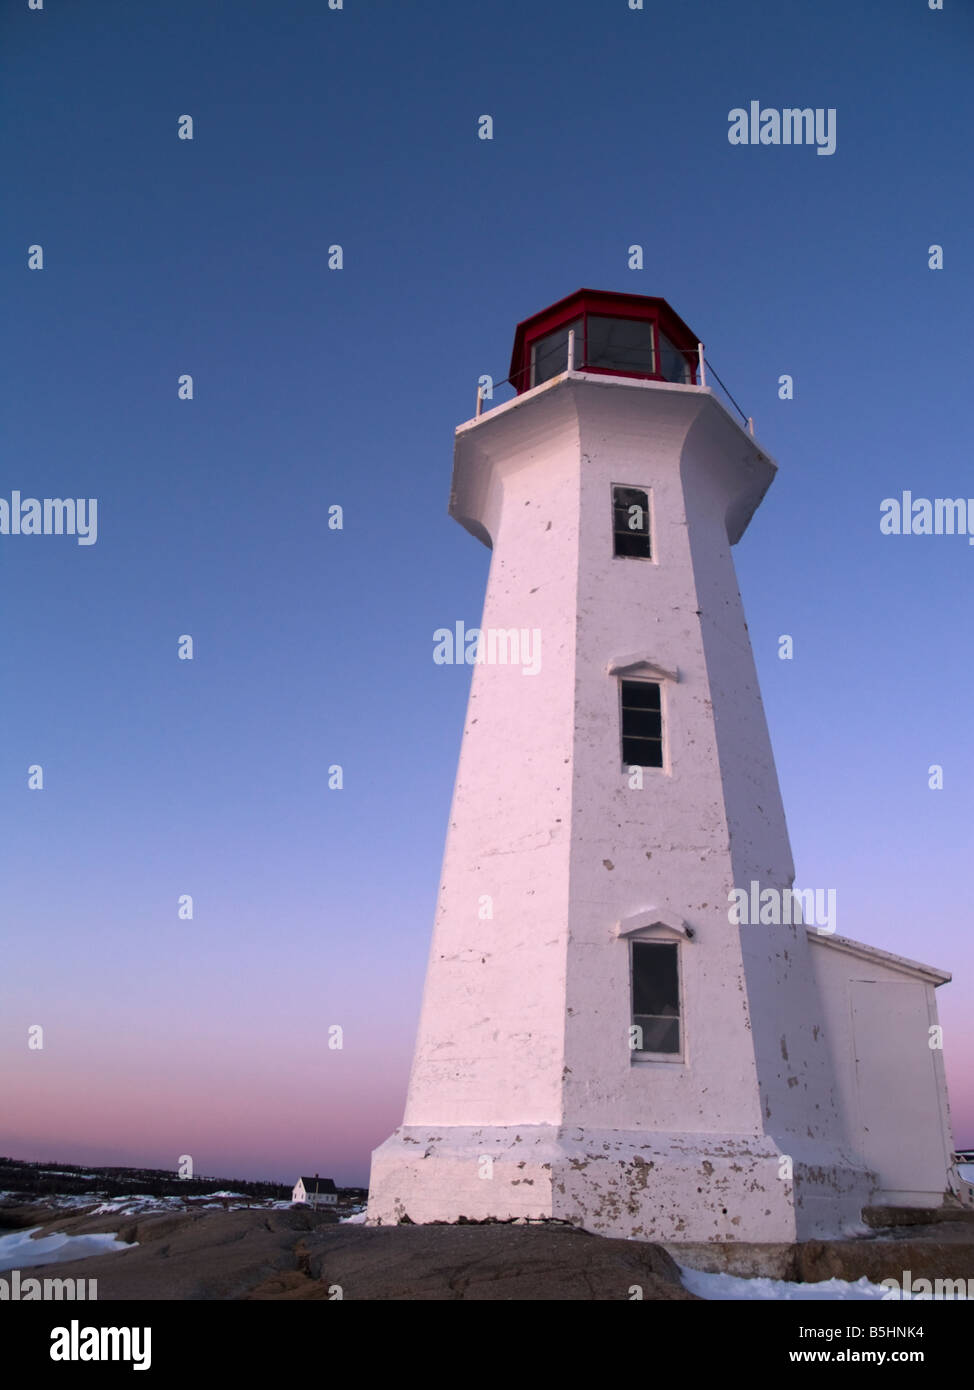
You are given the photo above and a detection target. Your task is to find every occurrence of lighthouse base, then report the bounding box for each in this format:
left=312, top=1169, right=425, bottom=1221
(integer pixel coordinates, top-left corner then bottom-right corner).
left=368, top=1126, right=874, bottom=1244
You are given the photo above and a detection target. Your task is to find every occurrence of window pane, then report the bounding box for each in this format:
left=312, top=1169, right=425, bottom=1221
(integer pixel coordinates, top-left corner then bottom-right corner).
left=632, top=942, right=679, bottom=1016
left=613, top=507, right=648, bottom=535
left=622, top=736, right=662, bottom=767
left=530, top=318, right=584, bottom=386
left=659, top=331, right=690, bottom=384
left=633, top=1015, right=680, bottom=1053
left=622, top=709, right=662, bottom=740
left=613, top=485, right=648, bottom=520
left=586, top=316, right=656, bottom=375
left=614, top=531, right=650, bottom=558
left=621, top=680, right=660, bottom=710
left=613, top=485, right=648, bottom=523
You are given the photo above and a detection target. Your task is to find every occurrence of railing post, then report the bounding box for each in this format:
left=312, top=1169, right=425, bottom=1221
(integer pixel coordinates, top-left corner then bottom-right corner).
left=567, top=328, right=575, bottom=373
left=475, top=386, right=483, bottom=418
left=747, top=416, right=754, bottom=436
left=697, top=342, right=706, bottom=388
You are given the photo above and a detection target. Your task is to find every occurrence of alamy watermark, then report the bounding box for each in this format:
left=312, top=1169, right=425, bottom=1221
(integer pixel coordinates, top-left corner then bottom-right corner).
left=729, top=882, right=836, bottom=934
left=433, top=621, right=542, bottom=676
left=0, top=492, right=98, bottom=545
left=880, top=493, right=974, bottom=544
left=728, top=102, right=836, bottom=156
left=0, top=1270, right=98, bottom=1300
left=50, top=1320, right=150, bottom=1370
left=880, top=1271, right=972, bottom=1300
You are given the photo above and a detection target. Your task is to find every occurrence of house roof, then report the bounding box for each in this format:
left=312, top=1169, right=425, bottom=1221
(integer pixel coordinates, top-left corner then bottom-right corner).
left=297, top=1176, right=337, bottom=1192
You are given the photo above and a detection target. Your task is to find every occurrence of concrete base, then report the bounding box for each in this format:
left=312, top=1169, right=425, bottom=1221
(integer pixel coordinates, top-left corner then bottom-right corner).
left=368, top=1125, right=874, bottom=1243
left=662, top=1243, right=799, bottom=1279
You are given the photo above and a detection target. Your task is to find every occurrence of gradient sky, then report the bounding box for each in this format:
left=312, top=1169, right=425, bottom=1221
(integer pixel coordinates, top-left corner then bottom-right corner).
left=2, top=0, right=971, bottom=1187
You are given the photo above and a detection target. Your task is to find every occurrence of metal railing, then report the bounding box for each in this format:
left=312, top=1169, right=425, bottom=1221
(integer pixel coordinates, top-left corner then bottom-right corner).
left=475, top=335, right=754, bottom=436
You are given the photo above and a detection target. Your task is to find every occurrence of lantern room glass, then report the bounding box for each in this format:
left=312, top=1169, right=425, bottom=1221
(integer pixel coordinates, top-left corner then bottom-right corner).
left=531, top=317, right=583, bottom=386
left=659, top=330, right=691, bottom=384
left=527, top=309, right=695, bottom=388
left=585, top=316, right=656, bottom=376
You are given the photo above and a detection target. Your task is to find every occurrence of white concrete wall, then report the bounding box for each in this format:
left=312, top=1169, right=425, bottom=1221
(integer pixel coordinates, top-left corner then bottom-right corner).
left=402, top=389, right=581, bottom=1126
left=564, top=380, right=822, bottom=1143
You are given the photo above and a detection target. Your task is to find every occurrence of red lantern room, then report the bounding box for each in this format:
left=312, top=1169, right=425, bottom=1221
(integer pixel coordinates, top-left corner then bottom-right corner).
left=508, top=288, right=700, bottom=394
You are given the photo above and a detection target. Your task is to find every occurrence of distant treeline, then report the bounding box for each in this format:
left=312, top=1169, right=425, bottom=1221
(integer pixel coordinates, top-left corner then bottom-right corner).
left=0, top=1156, right=366, bottom=1203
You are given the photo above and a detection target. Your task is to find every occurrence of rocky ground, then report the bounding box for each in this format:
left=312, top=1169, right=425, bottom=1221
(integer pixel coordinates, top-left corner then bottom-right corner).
left=2, top=1200, right=973, bottom=1300
left=0, top=1203, right=695, bottom=1300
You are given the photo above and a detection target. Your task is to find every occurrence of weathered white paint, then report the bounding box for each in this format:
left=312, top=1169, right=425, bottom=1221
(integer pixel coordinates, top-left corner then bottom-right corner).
left=369, top=366, right=954, bottom=1241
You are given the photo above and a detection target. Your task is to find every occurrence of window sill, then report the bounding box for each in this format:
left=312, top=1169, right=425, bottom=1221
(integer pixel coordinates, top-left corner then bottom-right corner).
left=630, top=1051, right=685, bottom=1066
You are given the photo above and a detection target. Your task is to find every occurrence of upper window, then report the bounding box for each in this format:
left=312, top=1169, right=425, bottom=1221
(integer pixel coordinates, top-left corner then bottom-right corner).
left=631, top=941, right=681, bottom=1055
left=613, top=485, right=651, bottom=559
left=620, top=679, right=662, bottom=767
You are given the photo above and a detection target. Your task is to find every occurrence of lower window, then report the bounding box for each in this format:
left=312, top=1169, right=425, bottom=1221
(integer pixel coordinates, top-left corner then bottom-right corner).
left=631, top=940, right=681, bottom=1055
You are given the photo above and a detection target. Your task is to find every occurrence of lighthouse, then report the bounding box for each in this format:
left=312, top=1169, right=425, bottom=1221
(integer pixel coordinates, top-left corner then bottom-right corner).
left=368, top=290, right=956, bottom=1243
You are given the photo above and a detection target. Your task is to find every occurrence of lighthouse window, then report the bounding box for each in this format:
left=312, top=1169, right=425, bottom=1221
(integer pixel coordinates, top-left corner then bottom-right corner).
left=659, top=330, right=691, bottom=384
left=621, top=680, right=663, bottom=768
left=586, top=316, right=656, bottom=376
left=631, top=941, right=680, bottom=1054
left=530, top=317, right=584, bottom=387
left=612, top=485, right=651, bottom=558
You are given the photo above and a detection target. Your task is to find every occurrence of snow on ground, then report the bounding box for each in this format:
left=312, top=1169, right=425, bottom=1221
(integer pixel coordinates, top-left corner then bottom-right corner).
left=678, top=1265, right=893, bottom=1301
left=39, top=1194, right=111, bottom=1211
left=340, top=1211, right=368, bottom=1224
left=0, top=1227, right=136, bottom=1274
left=90, top=1195, right=186, bottom=1216
left=3, top=1191, right=363, bottom=1219
left=1, top=1193, right=109, bottom=1214
left=89, top=1193, right=268, bottom=1215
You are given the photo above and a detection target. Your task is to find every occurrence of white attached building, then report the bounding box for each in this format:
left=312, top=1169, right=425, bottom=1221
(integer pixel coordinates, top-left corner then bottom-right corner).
left=367, top=289, right=957, bottom=1244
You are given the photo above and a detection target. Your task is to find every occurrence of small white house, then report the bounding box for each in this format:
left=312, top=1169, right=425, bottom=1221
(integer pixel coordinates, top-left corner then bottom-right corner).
left=292, top=1174, right=338, bottom=1207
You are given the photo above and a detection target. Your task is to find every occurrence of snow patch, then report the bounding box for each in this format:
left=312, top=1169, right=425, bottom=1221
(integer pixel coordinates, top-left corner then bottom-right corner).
left=678, top=1265, right=892, bottom=1301
left=0, top=1227, right=136, bottom=1274
left=90, top=1195, right=184, bottom=1216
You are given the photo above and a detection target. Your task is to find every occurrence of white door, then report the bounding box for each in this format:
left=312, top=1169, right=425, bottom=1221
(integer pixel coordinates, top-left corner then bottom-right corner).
left=850, top=980, right=947, bottom=1197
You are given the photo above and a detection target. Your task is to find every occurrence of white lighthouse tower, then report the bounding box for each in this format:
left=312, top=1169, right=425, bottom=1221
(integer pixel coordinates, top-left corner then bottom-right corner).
left=368, top=290, right=956, bottom=1243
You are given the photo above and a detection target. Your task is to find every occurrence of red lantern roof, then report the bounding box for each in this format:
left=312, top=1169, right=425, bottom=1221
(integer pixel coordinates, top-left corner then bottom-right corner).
left=508, top=288, right=701, bottom=395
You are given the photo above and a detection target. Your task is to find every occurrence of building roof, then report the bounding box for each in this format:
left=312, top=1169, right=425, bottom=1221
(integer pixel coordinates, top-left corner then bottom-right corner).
left=806, top=930, right=951, bottom=986
left=297, top=1176, right=337, bottom=1192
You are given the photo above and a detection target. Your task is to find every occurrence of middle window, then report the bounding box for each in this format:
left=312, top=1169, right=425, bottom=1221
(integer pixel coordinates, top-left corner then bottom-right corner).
left=621, top=679, right=662, bottom=768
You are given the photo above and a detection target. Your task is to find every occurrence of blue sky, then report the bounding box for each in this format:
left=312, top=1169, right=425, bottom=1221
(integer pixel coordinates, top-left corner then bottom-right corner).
left=2, top=0, right=971, bottom=1183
